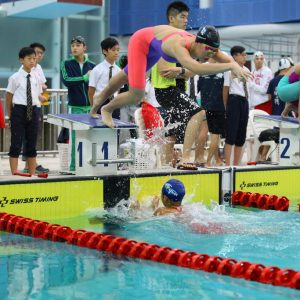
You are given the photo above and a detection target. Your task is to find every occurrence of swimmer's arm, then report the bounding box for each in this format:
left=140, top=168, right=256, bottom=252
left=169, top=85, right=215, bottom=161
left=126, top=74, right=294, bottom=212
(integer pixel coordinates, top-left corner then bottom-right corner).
left=154, top=207, right=177, bottom=216
left=213, top=50, right=234, bottom=63
left=172, top=45, right=238, bottom=76
left=157, top=58, right=183, bottom=79
left=151, top=196, right=160, bottom=211
left=128, top=199, right=141, bottom=212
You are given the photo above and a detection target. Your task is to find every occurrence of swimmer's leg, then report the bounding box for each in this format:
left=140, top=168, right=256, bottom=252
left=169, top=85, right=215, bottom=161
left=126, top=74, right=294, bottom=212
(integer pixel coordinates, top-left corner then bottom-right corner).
left=101, top=87, right=145, bottom=128
left=90, top=70, right=128, bottom=118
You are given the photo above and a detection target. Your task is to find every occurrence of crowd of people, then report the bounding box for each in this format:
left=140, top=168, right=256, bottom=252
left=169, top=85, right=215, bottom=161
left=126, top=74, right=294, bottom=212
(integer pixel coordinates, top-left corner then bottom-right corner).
left=4, top=1, right=300, bottom=175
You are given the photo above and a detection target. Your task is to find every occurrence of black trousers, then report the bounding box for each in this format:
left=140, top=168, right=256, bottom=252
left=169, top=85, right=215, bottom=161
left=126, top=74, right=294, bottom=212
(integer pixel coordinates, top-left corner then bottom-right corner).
left=9, top=105, right=40, bottom=158
left=225, top=94, right=249, bottom=146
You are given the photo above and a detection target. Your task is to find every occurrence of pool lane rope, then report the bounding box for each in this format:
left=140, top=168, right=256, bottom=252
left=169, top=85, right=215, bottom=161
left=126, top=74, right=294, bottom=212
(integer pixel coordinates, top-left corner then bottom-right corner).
left=232, top=191, right=290, bottom=211
left=1, top=212, right=300, bottom=290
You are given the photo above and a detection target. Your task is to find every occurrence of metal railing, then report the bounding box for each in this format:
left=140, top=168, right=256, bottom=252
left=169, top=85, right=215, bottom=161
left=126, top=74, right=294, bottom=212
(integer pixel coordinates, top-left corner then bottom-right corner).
left=0, top=88, right=68, bottom=152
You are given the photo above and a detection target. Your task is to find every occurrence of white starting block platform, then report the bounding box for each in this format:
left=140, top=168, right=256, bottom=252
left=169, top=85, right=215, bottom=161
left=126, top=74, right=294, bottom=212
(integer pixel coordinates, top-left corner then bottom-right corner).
left=47, top=114, right=137, bottom=175
left=254, top=115, right=300, bottom=166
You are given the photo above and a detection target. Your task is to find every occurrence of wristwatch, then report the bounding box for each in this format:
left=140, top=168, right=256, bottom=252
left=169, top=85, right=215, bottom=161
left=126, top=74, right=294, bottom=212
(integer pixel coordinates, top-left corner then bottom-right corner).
left=179, top=67, right=185, bottom=75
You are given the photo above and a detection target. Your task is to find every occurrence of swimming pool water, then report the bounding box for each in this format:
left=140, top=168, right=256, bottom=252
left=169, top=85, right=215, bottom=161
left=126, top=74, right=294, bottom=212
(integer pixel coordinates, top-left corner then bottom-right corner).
left=1, top=203, right=300, bottom=300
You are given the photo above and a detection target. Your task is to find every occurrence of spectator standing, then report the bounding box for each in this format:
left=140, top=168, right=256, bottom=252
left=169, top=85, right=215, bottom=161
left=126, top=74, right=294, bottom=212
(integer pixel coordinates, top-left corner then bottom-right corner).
left=223, top=46, right=250, bottom=166
left=269, top=58, right=293, bottom=115
left=198, top=58, right=226, bottom=166
left=88, top=37, right=120, bottom=117
left=60, top=36, right=96, bottom=172
left=6, top=47, right=42, bottom=175
left=249, top=51, right=273, bottom=114
left=22, top=42, right=49, bottom=174
left=151, top=1, right=193, bottom=165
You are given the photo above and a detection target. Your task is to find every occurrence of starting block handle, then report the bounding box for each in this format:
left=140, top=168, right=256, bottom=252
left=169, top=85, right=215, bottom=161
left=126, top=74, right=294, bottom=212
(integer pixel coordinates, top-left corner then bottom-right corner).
left=91, top=142, right=135, bottom=166
left=90, top=158, right=135, bottom=165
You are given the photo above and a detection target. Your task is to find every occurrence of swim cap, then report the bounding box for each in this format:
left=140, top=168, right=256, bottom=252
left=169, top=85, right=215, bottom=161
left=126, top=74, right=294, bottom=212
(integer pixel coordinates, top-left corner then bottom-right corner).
left=254, top=51, right=264, bottom=58
left=279, top=58, right=292, bottom=70
left=162, top=179, right=185, bottom=203
left=196, top=25, right=220, bottom=48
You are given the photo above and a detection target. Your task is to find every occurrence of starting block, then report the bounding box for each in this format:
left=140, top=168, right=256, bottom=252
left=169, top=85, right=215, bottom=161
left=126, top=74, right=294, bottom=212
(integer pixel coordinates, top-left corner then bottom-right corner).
left=47, top=114, right=137, bottom=175
left=254, top=115, right=300, bottom=166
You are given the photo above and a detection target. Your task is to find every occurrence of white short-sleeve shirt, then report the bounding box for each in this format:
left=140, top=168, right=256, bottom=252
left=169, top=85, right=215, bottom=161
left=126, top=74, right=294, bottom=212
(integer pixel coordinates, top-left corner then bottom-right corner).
left=7, top=68, right=42, bottom=106
left=19, top=64, right=46, bottom=85
left=224, top=66, right=250, bottom=98
left=89, top=60, right=121, bottom=97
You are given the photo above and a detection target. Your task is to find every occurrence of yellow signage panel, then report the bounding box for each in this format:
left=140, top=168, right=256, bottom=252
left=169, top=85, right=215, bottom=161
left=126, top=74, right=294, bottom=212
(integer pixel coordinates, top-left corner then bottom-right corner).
left=130, top=173, right=220, bottom=206
left=0, top=180, right=103, bottom=219
left=235, top=169, right=300, bottom=211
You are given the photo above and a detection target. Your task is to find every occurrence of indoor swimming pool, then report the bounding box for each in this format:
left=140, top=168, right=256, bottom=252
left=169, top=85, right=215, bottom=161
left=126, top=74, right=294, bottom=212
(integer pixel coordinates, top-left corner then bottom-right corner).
left=1, top=202, right=300, bottom=299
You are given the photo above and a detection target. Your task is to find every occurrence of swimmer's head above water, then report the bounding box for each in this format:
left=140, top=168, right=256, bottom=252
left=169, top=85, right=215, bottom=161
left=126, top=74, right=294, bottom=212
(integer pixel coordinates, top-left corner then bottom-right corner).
left=196, top=25, right=220, bottom=49
left=161, top=179, right=185, bottom=207
left=195, top=25, right=220, bottom=59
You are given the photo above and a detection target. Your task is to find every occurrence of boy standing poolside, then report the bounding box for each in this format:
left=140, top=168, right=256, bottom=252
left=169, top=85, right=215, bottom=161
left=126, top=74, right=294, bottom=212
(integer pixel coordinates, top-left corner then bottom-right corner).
left=22, top=42, right=49, bottom=174
left=60, top=36, right=96, bottom=172
left=6, top=47, right=42, bottom=175
left=88, top=37, right=121, bottom=118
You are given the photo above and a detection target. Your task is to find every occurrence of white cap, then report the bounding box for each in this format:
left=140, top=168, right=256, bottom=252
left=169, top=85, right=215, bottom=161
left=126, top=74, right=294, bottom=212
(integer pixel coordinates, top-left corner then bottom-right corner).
left=279, top=58, right=292, bottom=70
left=287, top=57, right=294, bottom=66
left=254, top=51, right=264, bottom=58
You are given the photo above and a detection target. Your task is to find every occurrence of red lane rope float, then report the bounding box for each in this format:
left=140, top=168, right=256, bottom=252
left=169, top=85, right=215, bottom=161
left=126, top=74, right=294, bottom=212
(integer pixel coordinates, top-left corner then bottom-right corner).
left=1, top=212, right=300, bottom=290
left=232, top=191, right=290, bottom=211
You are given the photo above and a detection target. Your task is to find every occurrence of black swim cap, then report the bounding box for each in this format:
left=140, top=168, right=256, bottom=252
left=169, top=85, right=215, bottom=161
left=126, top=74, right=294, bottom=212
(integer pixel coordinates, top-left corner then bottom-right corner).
left=196, top=25, right=220, bottom=48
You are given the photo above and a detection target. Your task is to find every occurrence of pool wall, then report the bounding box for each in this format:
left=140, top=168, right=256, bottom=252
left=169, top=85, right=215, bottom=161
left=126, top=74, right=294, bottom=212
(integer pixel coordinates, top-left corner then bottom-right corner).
left=0, top=170, right=222, bottom=219
left=1, top=165, right=300, bottom=220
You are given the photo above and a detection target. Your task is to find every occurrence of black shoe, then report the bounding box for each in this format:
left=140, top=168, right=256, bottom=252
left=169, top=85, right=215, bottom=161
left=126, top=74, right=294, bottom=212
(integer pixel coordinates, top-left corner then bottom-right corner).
left=35, top=165, right=50, bottom=173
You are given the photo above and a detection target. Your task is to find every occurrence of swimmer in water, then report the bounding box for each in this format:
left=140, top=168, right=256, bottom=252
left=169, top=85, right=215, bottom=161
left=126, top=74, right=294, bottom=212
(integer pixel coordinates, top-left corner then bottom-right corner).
left=129, top=178, right=186, bottom=216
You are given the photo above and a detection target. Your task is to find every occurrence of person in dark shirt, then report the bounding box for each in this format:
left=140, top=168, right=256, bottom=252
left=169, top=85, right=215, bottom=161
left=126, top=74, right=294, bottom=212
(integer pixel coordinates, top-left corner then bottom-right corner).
left=257, top=58, right=294, bottom=161
left=198, top=58, right=225, bottom=166
left=268, top=58, right=293, bottom=116
left=60, top=36, right=96, bottom=171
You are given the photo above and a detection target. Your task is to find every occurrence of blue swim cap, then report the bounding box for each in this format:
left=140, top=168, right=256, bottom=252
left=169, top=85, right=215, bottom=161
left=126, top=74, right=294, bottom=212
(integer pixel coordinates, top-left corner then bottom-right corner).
left=162, top=179, right=185, bottom=203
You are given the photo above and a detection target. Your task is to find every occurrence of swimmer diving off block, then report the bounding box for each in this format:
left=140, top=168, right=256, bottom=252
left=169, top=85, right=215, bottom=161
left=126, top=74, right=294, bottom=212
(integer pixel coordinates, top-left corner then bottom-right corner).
left=90, top=24, right=252, bottom=129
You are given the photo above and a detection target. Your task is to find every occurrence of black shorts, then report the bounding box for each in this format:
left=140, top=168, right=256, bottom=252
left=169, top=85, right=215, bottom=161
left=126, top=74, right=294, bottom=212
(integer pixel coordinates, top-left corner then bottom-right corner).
left=225, top=94, right=249, bottom=146
left=9, top=105, right=40, bottom=158
left=206, top=110, right=226, bottom=136
left=258, top=128, right=279, bottom=144
left=155, top=86, right=202, bottom=142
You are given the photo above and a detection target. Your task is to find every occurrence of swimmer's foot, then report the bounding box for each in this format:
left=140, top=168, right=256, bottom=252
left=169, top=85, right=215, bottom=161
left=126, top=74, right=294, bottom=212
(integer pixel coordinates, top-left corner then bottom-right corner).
left=90, top=112, right=100, bottom=119
left=101, top=107, right=115, bottom=128
left=90, top=107, right=100, bottom=119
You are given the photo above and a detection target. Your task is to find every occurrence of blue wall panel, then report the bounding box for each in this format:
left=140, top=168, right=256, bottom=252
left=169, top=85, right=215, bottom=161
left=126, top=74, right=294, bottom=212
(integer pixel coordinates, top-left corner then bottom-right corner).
left=110, top=0, right=300, bottom=35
